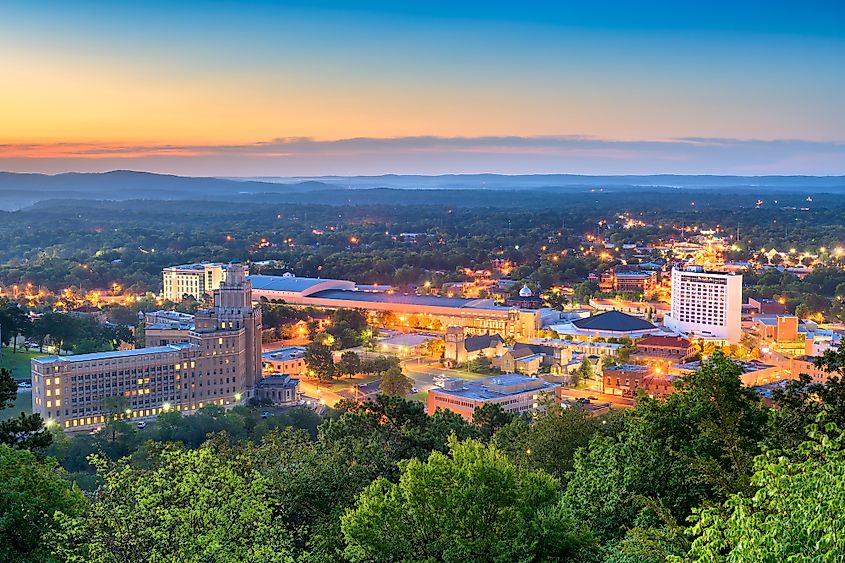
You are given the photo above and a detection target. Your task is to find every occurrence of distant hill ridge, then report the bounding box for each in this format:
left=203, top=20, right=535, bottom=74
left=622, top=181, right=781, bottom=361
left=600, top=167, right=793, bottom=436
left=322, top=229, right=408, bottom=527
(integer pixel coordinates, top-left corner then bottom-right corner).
left=1, top=170, right=844, bottom=211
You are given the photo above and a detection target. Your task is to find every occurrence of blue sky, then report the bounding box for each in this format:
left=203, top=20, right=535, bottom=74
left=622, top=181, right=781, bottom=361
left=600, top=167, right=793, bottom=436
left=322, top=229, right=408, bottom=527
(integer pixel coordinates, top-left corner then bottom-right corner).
left=1, top=1, right=844, bottom=175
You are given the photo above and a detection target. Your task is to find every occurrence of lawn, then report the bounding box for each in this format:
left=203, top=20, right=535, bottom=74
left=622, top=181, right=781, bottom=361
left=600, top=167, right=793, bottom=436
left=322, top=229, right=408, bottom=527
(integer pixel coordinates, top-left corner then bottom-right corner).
left=1, top=347, right=46, bottom=421
left=1, top=347, right=47, bottom=381
left=3, top=391, right=32, bottom=420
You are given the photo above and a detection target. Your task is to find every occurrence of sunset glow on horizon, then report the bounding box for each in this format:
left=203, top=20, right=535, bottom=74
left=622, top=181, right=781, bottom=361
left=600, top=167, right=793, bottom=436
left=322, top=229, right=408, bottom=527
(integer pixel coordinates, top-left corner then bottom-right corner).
left=3, top=1, right=844, bottom=175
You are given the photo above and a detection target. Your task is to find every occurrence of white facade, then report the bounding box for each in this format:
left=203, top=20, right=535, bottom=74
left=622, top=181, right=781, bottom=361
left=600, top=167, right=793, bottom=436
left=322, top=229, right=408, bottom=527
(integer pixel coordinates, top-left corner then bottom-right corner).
left=162, top=263, right=244, bottom=301
left=664, top=268, right=742, bottom=343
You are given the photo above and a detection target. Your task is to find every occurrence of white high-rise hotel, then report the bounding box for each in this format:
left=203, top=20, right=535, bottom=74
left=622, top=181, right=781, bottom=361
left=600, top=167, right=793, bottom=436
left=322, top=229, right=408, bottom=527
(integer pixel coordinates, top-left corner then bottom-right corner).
left=664, top=267, right=742, bottom=344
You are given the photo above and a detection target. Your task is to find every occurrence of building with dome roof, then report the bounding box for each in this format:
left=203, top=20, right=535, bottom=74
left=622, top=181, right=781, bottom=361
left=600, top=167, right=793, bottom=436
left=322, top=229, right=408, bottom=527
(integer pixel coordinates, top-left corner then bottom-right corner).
left=549, top=310, right=665, bottom=339
left=506, top=284, right=544, bottom=309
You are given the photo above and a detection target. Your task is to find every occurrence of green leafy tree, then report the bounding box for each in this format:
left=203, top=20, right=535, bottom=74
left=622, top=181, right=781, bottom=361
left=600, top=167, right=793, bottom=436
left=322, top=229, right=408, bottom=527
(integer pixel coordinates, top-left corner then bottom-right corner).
left=336, top=351, right=362, bottom=378
left=564, top=352, right=767, bottom=543
left=572, top=281, right=599, bottom=304
left=0, top=300, right=31, bottom=353
left=578, top=357, right=594, bottom=381
left=493, top=402, right=600, bottom=480
left=0, top=444, right=86, bottom=562
left=472, top=403, right=514, bottom=441
left=253, top=426, right=395, bottom=559
left=58, top=443, right=291, bottom=562
left=688, top=422, right=845, bottom=561
left=327, top=396, right=477, bottom=468
left=341, top=437, right=598, bottom=562
left=543, top=289, right=569, bottom=311
left=378, top=366, right=413, bottom=397
left=304, top=341, right=335, bottom=381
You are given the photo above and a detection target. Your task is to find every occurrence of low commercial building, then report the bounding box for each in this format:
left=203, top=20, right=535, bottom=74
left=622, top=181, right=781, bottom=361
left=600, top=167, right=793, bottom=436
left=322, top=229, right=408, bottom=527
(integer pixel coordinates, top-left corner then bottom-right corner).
left=528, top=338, right=623, bottom=359
left=378, top=333, right=437, bottom=357
left=612, top=270, right=658, bottom=295
left=603, top=364, right=653, bottom=397
left=673, top=358, right=781, bottom=387
left=427, top=374, right=560, bottom=420
left=632, top=335, right=695, bottom=366
left=788, top=355, right=837, bottom=384
left=261, top=346, right=308, bottom=376
left=603, top=364, right=678, bottom=398
left=748, top=297, right=788, bottom=315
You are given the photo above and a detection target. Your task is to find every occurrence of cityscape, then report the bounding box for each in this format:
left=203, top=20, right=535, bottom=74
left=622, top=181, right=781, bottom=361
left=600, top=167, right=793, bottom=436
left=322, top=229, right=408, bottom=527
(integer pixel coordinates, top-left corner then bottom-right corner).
left=2, top=2, right=845, bottom=562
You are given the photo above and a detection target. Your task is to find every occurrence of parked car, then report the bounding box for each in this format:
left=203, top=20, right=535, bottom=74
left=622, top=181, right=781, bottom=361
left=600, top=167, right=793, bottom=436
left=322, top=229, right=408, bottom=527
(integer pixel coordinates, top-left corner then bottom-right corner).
left=137, top=421, right=146, bottom=429
left=411, top=387, right=419, bottom=394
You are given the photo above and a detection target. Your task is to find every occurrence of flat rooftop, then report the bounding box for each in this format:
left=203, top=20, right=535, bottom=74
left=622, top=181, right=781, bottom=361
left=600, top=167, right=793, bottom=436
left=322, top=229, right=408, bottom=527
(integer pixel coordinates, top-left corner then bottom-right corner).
left=614, top=271, right=655, bottom=278
left=33, top=343, right=196, bottom=364
left=677, top=359, right=776, bottom=372
left=529, top=338, right=623, bottom=350
left=431, top=374, right=559, bottom=401
left=262, top=346, right=307, bottom=361
left=165, top=262, right=226, bottom=270
left=378, top=333, right=437, bottom=347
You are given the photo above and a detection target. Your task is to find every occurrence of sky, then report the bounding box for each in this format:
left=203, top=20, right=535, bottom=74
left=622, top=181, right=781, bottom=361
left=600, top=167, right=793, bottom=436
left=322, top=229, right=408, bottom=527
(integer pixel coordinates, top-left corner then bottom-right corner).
left=1, top=0, right=844, bottom=176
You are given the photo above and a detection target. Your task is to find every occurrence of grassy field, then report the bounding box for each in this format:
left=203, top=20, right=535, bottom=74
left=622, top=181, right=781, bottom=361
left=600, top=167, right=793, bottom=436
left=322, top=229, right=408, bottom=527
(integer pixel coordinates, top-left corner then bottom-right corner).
left=1, top=347, right=46, bottom=420
left=3, top=391, right=32, bottom=420
left=1, top=347, right=47, bottom=381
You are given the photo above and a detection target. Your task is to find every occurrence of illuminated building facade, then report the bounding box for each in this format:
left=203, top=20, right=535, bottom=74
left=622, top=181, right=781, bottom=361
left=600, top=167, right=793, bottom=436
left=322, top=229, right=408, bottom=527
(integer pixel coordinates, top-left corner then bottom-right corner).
left=427, top=374, right=560, bottom=420
left=664, top=267, right=742, bottom=344
left=249, top=275, right=542, bottom=339
left=162, top=262, right=247, bottom=301
left=32, top=264, right=262, bottom=430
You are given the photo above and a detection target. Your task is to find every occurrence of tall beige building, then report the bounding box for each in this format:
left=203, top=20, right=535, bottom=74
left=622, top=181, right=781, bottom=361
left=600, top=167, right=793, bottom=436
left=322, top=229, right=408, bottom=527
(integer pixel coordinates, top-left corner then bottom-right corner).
left=32, top=263, right=262, bottom=430
left=162, top=262, right=247, bottom=301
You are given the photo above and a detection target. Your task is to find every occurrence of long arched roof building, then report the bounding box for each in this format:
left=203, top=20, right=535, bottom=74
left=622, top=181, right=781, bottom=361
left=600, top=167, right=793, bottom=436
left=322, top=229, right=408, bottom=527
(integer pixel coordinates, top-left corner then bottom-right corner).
left=248, top=275, right=541, bottom=339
